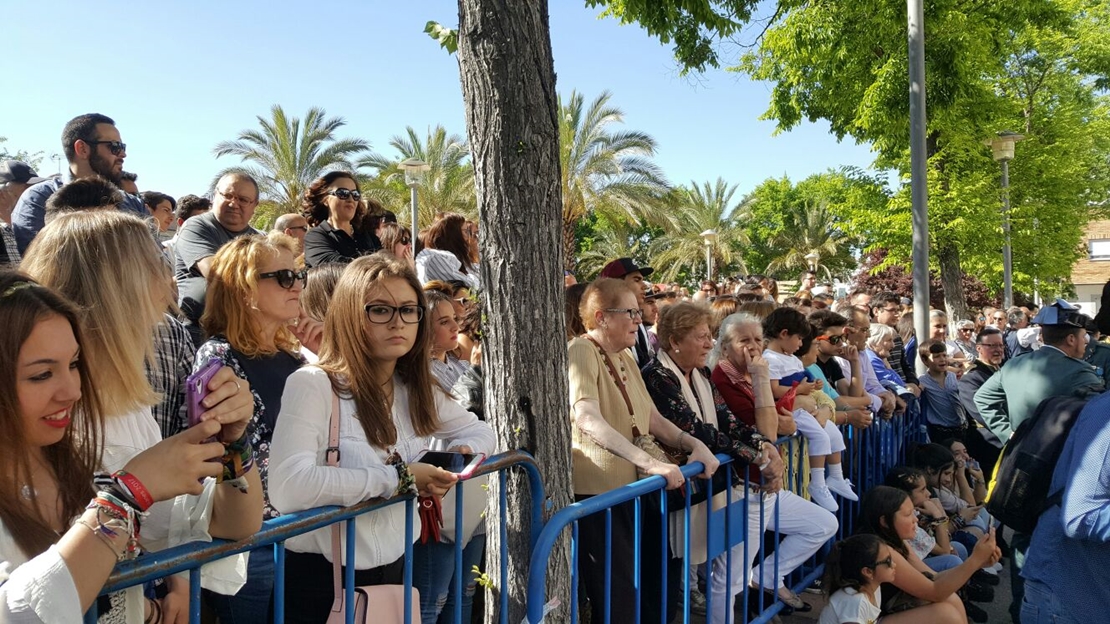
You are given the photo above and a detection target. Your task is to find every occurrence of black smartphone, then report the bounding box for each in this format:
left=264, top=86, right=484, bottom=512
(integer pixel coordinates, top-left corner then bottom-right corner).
left=415, top=450, right=485, bottom=478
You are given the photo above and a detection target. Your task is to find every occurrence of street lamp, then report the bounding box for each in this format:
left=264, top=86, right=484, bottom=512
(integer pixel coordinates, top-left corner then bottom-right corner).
left=985, top=131, right=1025, bottom=308
left=700, top=229, right=717, bottom=282
left=805, top=252, right=819, bottom=273
left=398, top=158, right=431, bottom=234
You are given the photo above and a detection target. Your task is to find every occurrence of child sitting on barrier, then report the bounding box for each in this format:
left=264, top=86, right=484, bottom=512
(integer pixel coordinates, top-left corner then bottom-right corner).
left=818, top=534, right=890, bottom=624
left=761, top=307, right=855, bottom=511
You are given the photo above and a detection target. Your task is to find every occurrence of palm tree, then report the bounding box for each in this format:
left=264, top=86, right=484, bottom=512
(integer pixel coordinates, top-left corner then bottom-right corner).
left=358, top=125, right=476, bottom=228
left=560, top=90, right=669, bottom=271
left=213, top=105, right=370, bottom=215
left=576, top=217, right=653, bottom=280
left=764, top=198, right=847, bottom=279
left=649, top=178, right=751, bottom=283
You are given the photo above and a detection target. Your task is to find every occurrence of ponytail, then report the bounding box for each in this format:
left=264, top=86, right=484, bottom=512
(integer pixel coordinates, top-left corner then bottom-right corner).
left=822, top=535, right=882, bottom=596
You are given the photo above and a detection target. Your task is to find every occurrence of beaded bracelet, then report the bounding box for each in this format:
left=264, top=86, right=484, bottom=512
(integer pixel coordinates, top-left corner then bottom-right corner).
left=387, top=450, right=417, bottom=497
left=218, top=434, right=254, bottom=493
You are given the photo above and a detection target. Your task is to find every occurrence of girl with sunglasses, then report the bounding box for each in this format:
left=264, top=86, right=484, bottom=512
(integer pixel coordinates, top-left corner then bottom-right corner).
left=302, top=171, right=380, bottom=268
left=269, top=253, right=495, bottom=623
left=379, top=221, right=415, bottom=269
left=819, top=534, right=892, bottom=624
left=194, top=233, right=310, bottom=622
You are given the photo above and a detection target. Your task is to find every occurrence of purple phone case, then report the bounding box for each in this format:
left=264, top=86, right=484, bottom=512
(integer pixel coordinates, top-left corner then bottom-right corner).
left=186, top=360, right=223, bottom=429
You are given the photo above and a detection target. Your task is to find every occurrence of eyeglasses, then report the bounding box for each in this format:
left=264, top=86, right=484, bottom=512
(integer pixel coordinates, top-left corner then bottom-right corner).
left=816, top=334, right=844, bottom=345
left=215, top=189, right=258, bottom=205
left=870, top=556, right=893, bottom=569
left=605, top=308, right=643, bottom=321
left=880, top=306, right=900, bottom=314
left=364, top=303, right=425, bottom=324
left=86, top=140, right=127, bottom=155
left=328, top=188, right=361, bottom=201
left=287, top=225, right=308, bottom=232
left=259, top=268, right=307, bottom=289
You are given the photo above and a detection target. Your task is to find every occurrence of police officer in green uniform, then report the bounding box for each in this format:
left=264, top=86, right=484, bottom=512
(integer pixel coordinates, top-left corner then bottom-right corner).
left=974, top=298, right=1105, bottom=622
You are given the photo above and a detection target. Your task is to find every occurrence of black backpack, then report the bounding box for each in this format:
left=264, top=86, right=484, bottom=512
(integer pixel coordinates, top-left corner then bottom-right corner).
left=984, top=395, right=1090, bottom=534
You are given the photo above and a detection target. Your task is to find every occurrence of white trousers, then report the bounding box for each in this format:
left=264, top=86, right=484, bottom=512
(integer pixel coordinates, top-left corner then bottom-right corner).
left=792, top=409, right=846, bottom=456
left=708, top=488, right=838, bottom=624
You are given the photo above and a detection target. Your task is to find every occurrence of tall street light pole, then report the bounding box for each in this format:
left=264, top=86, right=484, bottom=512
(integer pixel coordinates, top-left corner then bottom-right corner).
left=700, top=229, right=717, bottom=282
left=908, top=0, right=931, bottom=376
left=985, top=132, right=1024, bottom=309
left=398, top=157, right=431, bottom=235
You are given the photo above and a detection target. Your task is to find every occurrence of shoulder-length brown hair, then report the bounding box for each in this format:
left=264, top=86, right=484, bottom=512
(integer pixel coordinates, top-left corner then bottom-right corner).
left=315, top=253, right=439, bottom=447
left=202, top=233, right=301, bottom=357
left=302, top=171, right=361, bottom=227
left=424, top=213, right=477, bottom=273
left=0, top=272, right=101, bottom=558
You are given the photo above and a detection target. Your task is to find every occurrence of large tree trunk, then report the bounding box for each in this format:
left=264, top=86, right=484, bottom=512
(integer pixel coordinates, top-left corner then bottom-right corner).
left=455, top=2, right=574, bottom=623
left=937, top=242, right=971, bottom=322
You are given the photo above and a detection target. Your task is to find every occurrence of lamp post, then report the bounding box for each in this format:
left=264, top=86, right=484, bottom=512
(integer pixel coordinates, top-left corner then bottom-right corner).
left=398, top=158, right=431, bottom=234
left=700, top=229, right=717, bottom=282
left=985, top=132, right=1025, bottom=308
left=50, top=153, right=61, bottom=175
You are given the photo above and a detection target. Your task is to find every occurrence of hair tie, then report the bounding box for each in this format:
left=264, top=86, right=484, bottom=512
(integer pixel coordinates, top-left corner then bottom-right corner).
left=1, top=282, right=34, bottom=299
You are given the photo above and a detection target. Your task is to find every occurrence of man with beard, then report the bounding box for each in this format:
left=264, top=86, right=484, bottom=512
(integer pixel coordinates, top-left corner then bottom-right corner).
left=11, top=113, right=146, bottom=253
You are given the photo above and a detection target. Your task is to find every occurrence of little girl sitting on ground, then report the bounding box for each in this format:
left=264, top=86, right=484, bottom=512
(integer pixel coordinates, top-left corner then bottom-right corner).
left=819, top=534, right=891, bottom=624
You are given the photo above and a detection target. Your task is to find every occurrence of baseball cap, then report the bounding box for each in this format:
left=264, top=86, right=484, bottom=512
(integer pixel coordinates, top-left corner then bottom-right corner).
left=0, top=160, right=47, bottom=185
left=599, top=257, right=654, bottom=280
left=1032, top=298, right=1088, bottom=328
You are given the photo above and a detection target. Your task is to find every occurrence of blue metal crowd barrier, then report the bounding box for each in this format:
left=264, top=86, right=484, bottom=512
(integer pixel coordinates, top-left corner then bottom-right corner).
left=525, top=404, right=931, bottom=624
left=85, top=450, right=545, bottom=624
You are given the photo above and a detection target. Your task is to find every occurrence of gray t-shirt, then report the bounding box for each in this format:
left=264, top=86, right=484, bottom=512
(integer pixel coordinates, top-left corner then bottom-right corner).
left=175, top=211, right=260, bottom=328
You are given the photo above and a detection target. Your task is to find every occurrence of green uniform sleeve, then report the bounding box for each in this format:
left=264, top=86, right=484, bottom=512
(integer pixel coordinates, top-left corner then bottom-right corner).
left=975, top=371, right=1012, bottom=443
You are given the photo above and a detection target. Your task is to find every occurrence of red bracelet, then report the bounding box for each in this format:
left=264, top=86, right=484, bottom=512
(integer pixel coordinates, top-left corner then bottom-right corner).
left=113, top=471, right=154, bottom=511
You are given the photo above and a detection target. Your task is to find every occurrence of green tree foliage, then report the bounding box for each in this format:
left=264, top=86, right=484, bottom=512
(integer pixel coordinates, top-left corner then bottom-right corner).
left=359, top=125, right=477, bottom=227
left=743, top=171, right=886, bottom=279
left=736, top=0, right=1110, bottom=314
left=213, top=105, right=370, bottom=214
left=649, top=178, right=749, bottom=282
left=559, top=89, right=669, bottom=271
left=0, top=137, right=45, bottom=170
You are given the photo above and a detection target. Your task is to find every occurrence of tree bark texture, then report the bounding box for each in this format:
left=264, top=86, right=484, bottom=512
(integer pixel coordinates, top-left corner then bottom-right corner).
left=562, top=216, right=578, bottom=274
left=455, top=2, right=574, bottom=623
left=937, top=242, right=971, bottom=322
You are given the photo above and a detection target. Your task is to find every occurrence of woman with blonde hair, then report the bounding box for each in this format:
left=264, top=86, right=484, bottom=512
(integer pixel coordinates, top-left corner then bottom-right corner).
left=569, top=278, right=720, bottom=623
left=195, top=233, right=309, bottom=622
left=22, top=211, right=262, bottom=622
left=269, top=253, right=495, bottom=623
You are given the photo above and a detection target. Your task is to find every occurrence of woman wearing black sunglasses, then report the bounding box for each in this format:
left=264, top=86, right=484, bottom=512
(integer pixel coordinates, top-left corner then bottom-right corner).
left=302, top=171, right=380, bottom=267
left=194, top=233, right=309, bottom=623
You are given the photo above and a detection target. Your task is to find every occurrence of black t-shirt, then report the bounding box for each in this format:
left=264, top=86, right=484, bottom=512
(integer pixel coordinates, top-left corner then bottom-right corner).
left=815, top=356, right=846, bottom=388
left=232, top=348, right=303, bottom=434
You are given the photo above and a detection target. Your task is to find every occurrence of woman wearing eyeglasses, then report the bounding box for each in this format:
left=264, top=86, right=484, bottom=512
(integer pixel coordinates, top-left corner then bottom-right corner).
left=194, top=233, right=309, bottom=622
left=269, top=253, right=495, bottom=623
left=302, top=172, right=380, bottom=268
left=569, top=278, right=720, bottom=624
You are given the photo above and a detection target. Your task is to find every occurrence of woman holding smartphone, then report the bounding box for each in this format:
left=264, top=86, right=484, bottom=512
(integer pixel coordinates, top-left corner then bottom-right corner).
left=194, top=233, right=309, bottom=623
left=0, top=271, right=241, bottom=622
left=20, top=211, right=263, bottom=622
left=269, top=253, right=495, bottom=623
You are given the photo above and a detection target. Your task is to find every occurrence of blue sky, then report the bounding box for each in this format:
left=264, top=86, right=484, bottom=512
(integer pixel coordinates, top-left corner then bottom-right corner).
left=0, top=1, right=878, bottom=201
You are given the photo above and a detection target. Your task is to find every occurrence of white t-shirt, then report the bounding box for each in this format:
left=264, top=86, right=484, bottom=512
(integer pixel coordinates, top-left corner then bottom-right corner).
left=763, top=349, right=805, bottom=381
left=819, top=586, right=882, bottom=624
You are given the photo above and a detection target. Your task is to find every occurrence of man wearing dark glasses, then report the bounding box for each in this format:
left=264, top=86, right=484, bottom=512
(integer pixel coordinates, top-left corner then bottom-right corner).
left=11, top=113, right=148, bottom=253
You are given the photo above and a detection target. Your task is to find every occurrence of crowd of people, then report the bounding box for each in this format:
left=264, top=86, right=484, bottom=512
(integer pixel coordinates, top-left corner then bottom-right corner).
left=1, top=112, right=1107, bottom=624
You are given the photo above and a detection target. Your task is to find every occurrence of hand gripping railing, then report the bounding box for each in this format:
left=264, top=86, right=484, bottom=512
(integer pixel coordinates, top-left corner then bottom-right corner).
left=84, top=449, right=545, bottom=624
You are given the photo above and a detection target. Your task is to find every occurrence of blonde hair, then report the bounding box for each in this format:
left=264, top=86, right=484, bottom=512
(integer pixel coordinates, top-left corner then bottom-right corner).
left=657, top=301, right=712, bottom=352
left=316, top=253, right=439, bottom=448
left=201, top=233, right=301, bottom=357
left=579, top=278, right=637, bottom=330
left=22, top=211, right=168, bottom=417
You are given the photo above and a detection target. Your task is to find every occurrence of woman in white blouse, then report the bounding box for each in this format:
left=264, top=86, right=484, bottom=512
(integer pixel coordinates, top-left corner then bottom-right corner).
left=269, top=253, right=495, bottom=623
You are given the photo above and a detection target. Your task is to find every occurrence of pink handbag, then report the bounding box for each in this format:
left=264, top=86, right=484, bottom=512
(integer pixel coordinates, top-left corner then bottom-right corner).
left=324, top=393, right=421, bottom=624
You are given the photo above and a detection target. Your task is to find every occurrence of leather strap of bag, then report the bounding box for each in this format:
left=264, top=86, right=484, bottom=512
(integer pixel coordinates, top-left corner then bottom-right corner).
left=584, top=335, right=645, bottom=438
left=327, top=392, right=345, bottom=616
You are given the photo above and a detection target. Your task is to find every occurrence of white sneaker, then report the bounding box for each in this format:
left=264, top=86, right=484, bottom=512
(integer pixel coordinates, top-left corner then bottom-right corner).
left=808, top=483, right=839, bottom=512
left=982, top=563, right=1002, bottom=575
left=827, top=476, right=859, bottom=502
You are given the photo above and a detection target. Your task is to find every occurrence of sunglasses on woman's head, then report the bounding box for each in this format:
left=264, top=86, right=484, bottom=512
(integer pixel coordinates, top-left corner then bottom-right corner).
left=259, top=268, right=307, bottom=289
left=328, top=188, right=361, bottom=201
